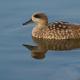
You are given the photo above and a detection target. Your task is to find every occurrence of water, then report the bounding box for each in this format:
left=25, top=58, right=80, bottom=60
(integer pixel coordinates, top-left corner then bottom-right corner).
left=1, top=0, right=80, bottom=80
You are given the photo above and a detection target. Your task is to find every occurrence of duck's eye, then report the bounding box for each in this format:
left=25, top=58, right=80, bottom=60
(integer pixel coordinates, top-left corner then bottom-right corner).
left=34, top=15, right=41, bottom=18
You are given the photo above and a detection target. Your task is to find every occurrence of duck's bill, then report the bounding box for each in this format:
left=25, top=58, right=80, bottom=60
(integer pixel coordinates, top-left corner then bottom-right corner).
left=22, top=19, right=33, bottom=25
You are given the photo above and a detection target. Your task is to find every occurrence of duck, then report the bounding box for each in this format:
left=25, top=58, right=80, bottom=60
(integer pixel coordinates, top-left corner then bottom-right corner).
left=23, top=12, right=80, bottom=40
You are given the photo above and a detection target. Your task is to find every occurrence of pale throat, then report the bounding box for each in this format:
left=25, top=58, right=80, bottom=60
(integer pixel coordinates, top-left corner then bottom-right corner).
left=36, top=21, right=48, bottom=30
left=32, top=20, right=48, bottom=36
left=36, top=24, right=47, bottom=30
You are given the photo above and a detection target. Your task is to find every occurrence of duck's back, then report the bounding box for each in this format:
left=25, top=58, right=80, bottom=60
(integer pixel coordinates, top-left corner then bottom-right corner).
left=32, top=21, right=80, bottom=39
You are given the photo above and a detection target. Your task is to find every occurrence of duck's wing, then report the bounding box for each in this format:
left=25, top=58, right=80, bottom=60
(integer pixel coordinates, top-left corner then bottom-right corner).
left=48, top=21, right=80, bottom=30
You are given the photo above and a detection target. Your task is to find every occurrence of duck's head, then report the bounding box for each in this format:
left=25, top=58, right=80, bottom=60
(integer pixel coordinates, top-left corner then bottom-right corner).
left=23, top=12, right=48, bottom=27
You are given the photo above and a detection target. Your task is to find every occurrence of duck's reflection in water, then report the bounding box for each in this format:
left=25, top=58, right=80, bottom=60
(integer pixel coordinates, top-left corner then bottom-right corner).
left=23, top=37, right=80, bottom=59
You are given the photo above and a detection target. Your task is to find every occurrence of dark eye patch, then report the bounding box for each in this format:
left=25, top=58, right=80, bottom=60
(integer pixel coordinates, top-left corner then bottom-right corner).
left=34, top=14, right=41, bottom=18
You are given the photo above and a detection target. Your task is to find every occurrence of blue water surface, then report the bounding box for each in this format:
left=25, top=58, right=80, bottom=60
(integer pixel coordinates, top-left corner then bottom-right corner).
left=0, top=0, right=80, bottom=80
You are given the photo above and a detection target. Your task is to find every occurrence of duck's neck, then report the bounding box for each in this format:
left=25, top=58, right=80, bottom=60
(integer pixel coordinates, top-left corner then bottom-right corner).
left=36, top=24, right=46, bottom=30
left=32, top=22, right=48, bottom=37
left=36, top=19, right=48, bottom=29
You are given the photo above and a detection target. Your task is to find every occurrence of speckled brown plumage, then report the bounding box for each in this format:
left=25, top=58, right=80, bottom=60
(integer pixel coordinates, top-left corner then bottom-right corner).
left=32, top=21, right=80, bottom=39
